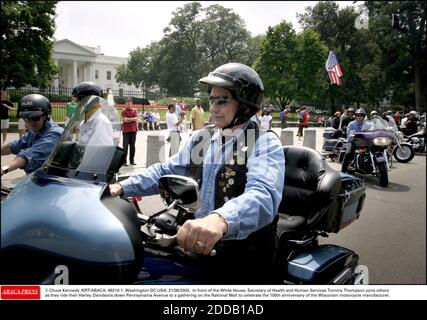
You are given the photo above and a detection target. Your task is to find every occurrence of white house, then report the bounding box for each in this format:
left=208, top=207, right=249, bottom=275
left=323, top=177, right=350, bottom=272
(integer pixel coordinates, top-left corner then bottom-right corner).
left=52, top=39, right=139, bottom=91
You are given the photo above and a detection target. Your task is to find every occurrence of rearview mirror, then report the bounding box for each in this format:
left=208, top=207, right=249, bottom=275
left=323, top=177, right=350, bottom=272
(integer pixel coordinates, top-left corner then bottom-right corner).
left=158, top=175, right=200, bottom=212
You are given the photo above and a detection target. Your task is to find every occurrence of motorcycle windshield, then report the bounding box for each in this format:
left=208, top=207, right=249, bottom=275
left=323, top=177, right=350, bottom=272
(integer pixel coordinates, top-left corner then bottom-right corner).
left=357, top=118, right=395, bottom=139
left=367, top=117, right=395, bottom=132
left=43, top=95, right=123, bottom=182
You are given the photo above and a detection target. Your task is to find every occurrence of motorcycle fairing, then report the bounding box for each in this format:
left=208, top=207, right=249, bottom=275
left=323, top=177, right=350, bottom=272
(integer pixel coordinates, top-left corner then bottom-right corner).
left=1, top=175, right=136, bottom=264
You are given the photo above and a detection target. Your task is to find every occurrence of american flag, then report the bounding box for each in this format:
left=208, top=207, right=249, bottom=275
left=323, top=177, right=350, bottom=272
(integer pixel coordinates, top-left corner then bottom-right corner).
left=325, top=51, right=343, bottom=85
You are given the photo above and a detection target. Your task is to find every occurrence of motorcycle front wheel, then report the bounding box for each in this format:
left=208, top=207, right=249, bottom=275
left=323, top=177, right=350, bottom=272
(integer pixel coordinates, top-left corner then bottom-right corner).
left=393, top=143, right=415, bottom=163
left=377, top=162, right=389, bottom=187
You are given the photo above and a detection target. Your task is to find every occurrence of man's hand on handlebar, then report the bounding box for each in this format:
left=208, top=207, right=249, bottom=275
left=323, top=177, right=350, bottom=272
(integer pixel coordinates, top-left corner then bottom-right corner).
left=176, top=213, right=227, bottom=255
left=109, top=183, right=124, bottom=197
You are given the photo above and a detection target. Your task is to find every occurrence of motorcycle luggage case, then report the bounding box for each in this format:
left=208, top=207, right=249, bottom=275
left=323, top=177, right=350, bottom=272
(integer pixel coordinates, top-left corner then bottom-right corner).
left=287, top=244, right=359, bottom=284
left=322, top=139, right=340, bottom=152
left=317, top=172, right=366, bottom=233
left=323, top=129, right=337, bottom=139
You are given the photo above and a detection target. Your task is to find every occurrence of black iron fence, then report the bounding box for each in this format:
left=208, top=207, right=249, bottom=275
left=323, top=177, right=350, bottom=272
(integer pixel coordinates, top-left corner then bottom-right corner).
left=4, top=86, right=164, bottom=122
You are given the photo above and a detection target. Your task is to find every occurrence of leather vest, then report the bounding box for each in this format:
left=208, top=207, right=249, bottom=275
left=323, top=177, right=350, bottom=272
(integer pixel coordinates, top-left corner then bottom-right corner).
left=188, top=121, right=263, bottom=209
left=187, top=122, right=280, bottom=267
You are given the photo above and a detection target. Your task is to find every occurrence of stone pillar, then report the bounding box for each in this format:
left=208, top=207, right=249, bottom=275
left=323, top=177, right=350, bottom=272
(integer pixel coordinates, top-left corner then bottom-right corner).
left=72, top=61, right=78, bottom=88
left=146, top=134, right=166, bottom=167
left=280, top=129, right=294, bottom=146
left=303, top=129, right=316, bottom=149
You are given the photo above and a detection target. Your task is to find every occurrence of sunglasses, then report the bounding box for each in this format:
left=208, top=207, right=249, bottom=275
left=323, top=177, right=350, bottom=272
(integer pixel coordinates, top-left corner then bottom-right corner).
left=209, top=96, right=234, bottom=108
left=24, top=116, right=42, bottom=122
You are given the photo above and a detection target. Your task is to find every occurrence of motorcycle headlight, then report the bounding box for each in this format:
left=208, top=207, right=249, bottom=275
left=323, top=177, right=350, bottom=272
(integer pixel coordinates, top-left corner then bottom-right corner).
left=373, top=137, right=392, bottom=146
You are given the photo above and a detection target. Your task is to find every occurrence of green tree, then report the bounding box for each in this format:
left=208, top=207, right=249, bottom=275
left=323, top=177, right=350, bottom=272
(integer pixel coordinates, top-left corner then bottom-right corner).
left=364, top=1, right=426, bottom=112
left=294, top=29, right=329, bottom=106
left=298, top=2, right=369, bottom=112
left=119, top=2, right=256, bottom=97
left=115, top=43, right=159, bottom=90
left=0, top=1, right=59, bottom=90
left=254, top=21, right=298, bottom=109
left=254, top=22, right=328, bottom=110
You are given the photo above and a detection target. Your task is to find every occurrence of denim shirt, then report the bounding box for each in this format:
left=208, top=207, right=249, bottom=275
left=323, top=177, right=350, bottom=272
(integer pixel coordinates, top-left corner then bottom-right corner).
left=9, top=120, right=64, bottom=174
left=346, top=119, right=372, bottom=142
left=120, top=123, right=285, bottom=240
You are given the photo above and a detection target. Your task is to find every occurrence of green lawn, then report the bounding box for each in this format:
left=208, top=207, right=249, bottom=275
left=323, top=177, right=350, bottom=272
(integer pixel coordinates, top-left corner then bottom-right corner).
left=7, top=104, right=299, bottom=123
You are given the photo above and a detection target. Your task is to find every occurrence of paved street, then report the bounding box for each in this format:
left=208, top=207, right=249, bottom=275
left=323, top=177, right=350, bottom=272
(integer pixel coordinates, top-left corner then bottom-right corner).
left=1, top=127, right=425, bottom=284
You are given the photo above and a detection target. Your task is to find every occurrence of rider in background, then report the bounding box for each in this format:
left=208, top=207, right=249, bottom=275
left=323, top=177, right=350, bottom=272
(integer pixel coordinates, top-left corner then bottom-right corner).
left=340, top=107, right=355, bottom=137
left=341, top=108, right=371, bottom=173
left=72, top=82, right=114, bottom=146
left=404, top=111, right=419, bottom=136
left=1, top=94, right=63, bottom=176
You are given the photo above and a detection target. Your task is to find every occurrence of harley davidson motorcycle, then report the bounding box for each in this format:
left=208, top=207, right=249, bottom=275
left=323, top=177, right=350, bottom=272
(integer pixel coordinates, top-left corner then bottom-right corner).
left=1, top=96, right=368, bottom=285
left=385, top=117, right=415, bottom=163
left=321, top=128, right=347, bottom=162
left=323, top=119, right=414, bottom=164
left=339, top=118, right=399, bottom=187
left=405, top=129, right=426, bottom=153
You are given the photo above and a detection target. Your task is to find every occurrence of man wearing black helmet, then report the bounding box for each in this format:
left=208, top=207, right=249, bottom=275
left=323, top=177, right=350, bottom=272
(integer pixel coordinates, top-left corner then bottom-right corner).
left=109, top=63, right=285, bottom=283
left=72, top=81, right=114, bottom=146
left=1, top=94, right=64, bottom=176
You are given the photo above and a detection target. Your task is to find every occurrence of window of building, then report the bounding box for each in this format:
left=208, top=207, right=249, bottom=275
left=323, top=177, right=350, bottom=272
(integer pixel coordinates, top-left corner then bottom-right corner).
left=95, top=70, right=99, bottom=80
left=107, top=71, right=111, bottom=80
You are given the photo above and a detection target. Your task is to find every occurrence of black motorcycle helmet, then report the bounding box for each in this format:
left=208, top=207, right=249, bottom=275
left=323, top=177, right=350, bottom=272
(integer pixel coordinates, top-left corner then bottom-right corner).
left=18, top=94, right=51, bottom=119
left=199, top=62, right=264, bottom=129
left=72, top=81, right=102, bottom=101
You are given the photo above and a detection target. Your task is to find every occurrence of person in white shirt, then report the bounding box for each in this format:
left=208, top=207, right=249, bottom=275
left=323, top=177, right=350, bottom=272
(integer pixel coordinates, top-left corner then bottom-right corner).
left=259, top=108, right=272, bottom=129
left=79, top=106, right=114, bottom=146
left=166, top=103, right=182, bottom=156
left=72, top=82, right=114, bottom=146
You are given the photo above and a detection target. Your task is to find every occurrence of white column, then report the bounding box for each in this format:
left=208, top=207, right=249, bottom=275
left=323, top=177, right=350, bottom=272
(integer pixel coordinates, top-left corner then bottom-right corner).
left=84, top=64, right=88, bottom=81
left=54, top=60, right=59, bottom=88
left=72, top=61, right=78, bottom=87
left=87, top=63, right=94, bottom=82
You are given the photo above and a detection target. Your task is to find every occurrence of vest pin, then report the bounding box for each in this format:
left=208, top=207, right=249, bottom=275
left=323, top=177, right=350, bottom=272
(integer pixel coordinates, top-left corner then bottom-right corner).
left=228, top=178, right=234, bottom=185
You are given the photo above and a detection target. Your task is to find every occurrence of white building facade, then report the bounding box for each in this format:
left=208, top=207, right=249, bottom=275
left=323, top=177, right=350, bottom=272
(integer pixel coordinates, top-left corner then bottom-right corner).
left=52, top=39, right=138, bottom=91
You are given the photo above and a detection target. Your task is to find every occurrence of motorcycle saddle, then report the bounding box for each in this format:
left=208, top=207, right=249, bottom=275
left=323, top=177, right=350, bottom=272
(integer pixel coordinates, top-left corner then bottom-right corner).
left=277, top=146, right=341, bottom=237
